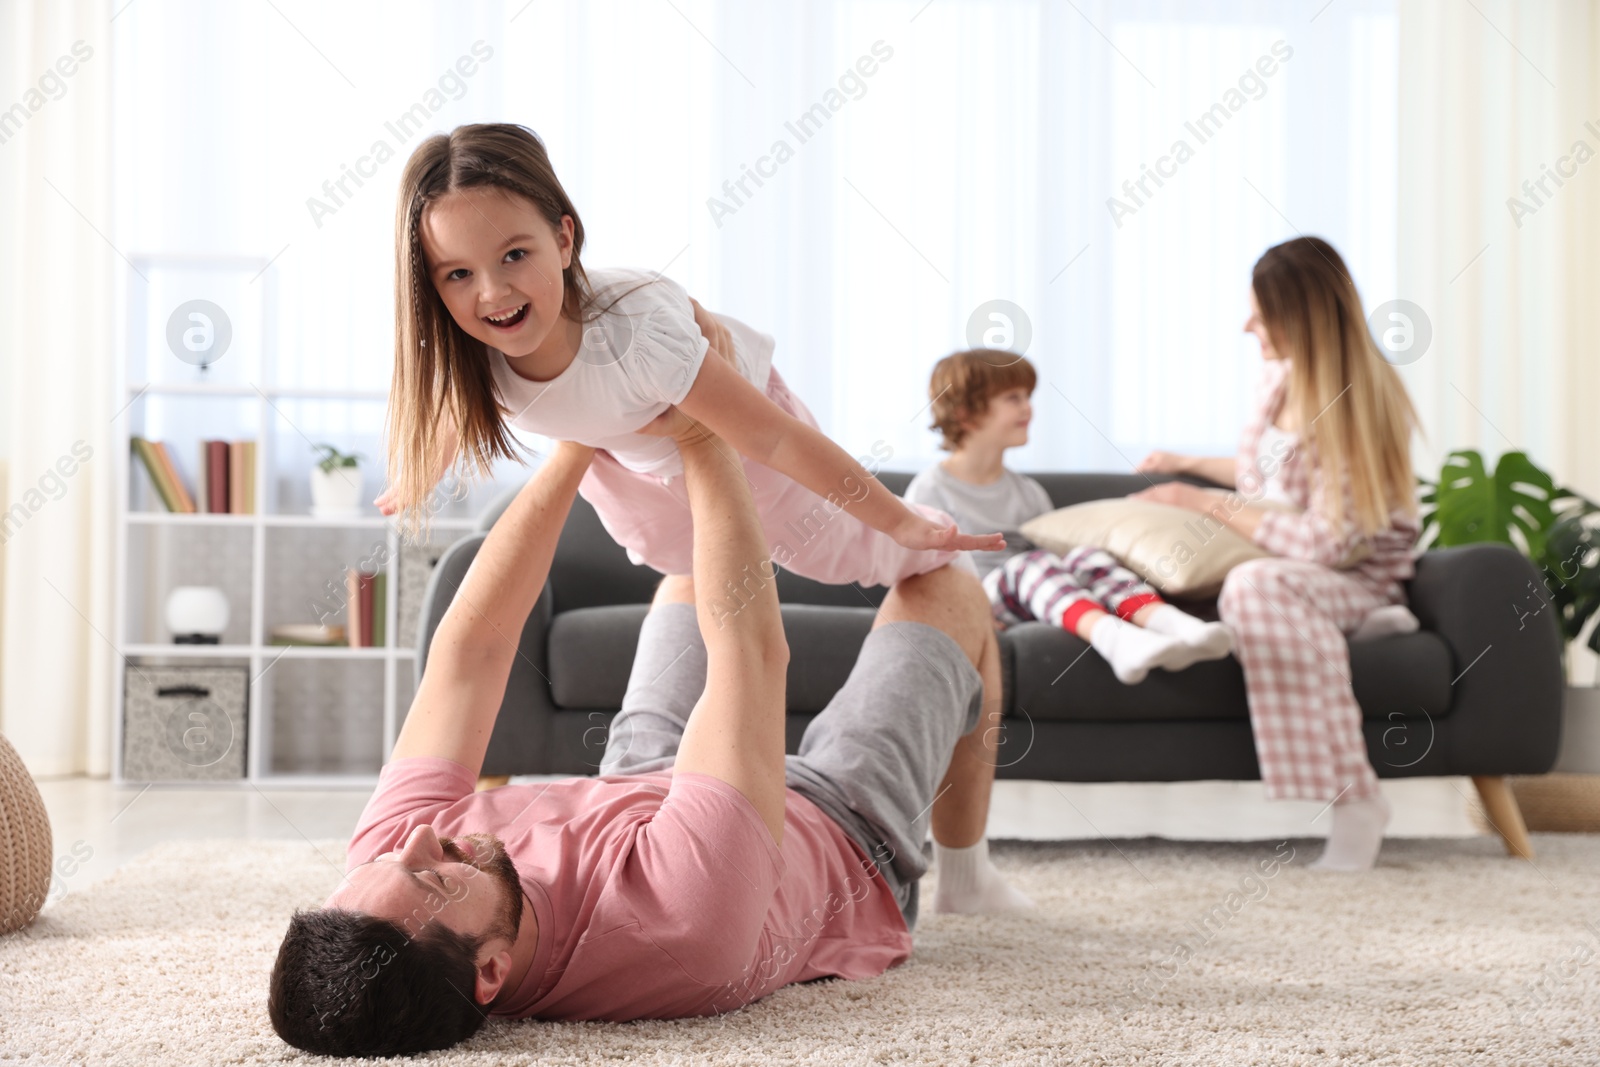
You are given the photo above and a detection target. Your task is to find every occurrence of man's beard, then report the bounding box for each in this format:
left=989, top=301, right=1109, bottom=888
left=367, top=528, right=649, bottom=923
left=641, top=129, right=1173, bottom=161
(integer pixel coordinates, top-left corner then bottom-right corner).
left=439, top=832, right=524, bottom=944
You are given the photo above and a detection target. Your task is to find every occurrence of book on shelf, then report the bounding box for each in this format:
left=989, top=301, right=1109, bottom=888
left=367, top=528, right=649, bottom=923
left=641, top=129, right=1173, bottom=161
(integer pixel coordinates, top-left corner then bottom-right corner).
left=193, top=440, right=258, bottom=514
left=242, top=441, right=256, bottom=514
left=237, top=440, right=255, bottom=513
left=343, top=568, right=387, bottom=648
left=359, top=573, right=374, bottom=649
left=154, top=442, right=197, bottom=512
left=216, top=439, right=256, bottom=514
left=206, top=440, right=229, bottom=514
left=130, top=437, right=255, bottom=515
left=269, top=623, right=347, bottom=646
left=229, top=442, right=242, bottom=513
left=131, top=438, right=174, bottom=511
left=345, top=568, right=362, bottom=647
left=194, top=440, right=207, bottom=512
left=371, top=572, right=386, bottom=648
left=131, top=437, right=193, bottom=512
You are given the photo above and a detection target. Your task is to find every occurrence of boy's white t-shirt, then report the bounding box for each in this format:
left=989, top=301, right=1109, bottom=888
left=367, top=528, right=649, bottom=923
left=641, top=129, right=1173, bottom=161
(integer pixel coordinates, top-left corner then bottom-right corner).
left=487, top=268, right=776, bottom=478
left=902, top=463, right=1055, bottom=578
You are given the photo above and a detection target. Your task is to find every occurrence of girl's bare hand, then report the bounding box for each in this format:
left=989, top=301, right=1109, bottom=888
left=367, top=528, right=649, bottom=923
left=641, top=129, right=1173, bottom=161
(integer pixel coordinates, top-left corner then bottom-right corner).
left=893, top=510, right=1006, bottom=554
left=377, top=425, right=461, bottom=517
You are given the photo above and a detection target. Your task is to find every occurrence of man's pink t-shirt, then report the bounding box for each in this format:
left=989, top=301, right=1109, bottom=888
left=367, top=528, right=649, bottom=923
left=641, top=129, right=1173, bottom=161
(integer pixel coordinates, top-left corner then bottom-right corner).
left=346, top=757, right=912, bottom=1021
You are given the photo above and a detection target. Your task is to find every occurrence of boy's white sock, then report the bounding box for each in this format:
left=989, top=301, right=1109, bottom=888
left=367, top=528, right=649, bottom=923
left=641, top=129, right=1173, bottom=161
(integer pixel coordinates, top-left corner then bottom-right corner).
left=1309, top=793, right=1392, bottom=872
left=1088, top=615, right=1201, bottom=684
left=1350, top=605, right=1419, bottom=641
left=933, top=838, right=1035, bottom=914
left=1141, top=604, right=1234, bottom=659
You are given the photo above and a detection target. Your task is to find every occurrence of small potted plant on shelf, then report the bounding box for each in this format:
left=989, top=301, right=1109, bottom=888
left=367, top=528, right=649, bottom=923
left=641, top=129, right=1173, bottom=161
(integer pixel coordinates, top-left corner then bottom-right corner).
left=1419, top=449, right=1600, bottom=830
left=310, top=443, right=364, bottom=518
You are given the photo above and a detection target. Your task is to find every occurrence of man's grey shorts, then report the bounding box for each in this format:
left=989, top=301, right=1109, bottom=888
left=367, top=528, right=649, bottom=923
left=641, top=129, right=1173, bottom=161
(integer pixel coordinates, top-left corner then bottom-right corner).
left=599, top=602, right=984, bottom=929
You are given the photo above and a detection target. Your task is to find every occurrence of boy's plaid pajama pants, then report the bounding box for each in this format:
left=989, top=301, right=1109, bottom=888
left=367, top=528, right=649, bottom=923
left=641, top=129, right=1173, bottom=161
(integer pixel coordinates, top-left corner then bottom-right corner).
left=1217, top=557, right=1402, bottom=802
left=983, top=547, right=1163, bottom=633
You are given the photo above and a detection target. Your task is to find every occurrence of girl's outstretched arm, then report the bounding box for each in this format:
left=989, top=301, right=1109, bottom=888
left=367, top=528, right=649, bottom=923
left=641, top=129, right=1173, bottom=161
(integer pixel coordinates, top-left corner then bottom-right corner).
left=676, top=353, right=1005, bottom=554
left=688, top=297, right=735, bottom=365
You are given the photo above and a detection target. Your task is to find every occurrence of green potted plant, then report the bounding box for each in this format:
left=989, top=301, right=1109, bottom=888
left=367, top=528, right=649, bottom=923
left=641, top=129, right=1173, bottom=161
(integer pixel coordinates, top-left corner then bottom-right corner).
left=1419, top=448, right=1600, bottom=650
left=309, top=443, right=364, bottom=518
left=1419, top=449, right=1600, bottom=828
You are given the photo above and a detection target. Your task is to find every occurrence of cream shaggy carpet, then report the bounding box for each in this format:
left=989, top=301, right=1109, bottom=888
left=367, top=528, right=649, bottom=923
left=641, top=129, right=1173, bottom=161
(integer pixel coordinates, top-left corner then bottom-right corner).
left=3, top=835, right=1600, bottom=1066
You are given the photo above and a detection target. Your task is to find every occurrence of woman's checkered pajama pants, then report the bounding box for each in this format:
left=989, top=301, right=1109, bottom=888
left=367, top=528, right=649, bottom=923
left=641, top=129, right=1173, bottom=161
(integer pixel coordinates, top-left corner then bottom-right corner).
left=1217, top=557, right=1403, bottom=803
left=983, top=548, right=1163, bottom=632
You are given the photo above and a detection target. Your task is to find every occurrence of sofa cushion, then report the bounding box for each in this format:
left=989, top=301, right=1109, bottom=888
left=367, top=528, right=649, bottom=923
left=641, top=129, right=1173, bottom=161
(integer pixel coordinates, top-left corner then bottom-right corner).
left=1004, top=623, right=1455, bottom=723
left=551, top=603, right=1454, bottom=728
left=549, top=603, right=876, bottom=714
left=548, top=605, right=647, bottom=709
left=1021, top=498, right=1271, bottom=596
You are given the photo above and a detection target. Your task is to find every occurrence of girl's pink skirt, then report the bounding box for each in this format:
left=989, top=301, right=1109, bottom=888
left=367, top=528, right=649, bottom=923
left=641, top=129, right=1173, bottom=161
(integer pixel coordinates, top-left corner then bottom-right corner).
left=578, top=367, right=964, bottom=585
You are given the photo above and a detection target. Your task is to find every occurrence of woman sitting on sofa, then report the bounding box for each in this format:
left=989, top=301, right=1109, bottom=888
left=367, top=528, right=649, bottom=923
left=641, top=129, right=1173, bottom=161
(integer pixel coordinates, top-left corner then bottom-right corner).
left=1134, top=236, right=1423, bottom=872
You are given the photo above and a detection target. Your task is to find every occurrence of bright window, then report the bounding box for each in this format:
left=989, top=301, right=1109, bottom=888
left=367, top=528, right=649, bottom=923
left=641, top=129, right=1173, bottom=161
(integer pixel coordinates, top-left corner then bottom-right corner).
left=112, top=0, right=1397, bottom=483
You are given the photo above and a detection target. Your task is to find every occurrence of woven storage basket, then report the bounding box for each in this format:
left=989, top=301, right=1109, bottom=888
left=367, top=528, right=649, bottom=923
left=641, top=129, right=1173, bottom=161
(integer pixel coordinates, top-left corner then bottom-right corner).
left=0, top=731, right=53, bottom=934
left=1505, top=774, right=1600, bottom=833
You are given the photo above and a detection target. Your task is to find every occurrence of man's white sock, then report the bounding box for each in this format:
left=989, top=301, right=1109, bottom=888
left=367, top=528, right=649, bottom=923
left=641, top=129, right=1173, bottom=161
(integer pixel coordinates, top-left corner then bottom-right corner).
left=1310, top=793, right=1392, bottom=872
left=1088, top=615, right=1203, bottom=684
left=933, top=838, right=1035, bottom=914
left=1141, top=604, right=1234, bottom=659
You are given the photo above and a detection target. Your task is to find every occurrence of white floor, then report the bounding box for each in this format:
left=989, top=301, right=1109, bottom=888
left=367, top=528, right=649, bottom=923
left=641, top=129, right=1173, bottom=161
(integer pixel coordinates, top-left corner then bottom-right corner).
left=31, top=774, right=1485, bottom=906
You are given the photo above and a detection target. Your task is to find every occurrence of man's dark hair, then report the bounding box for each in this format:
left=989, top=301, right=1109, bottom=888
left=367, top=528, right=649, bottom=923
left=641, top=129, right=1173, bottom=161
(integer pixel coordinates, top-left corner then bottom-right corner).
left=268, top=908, right=488, bottom=1057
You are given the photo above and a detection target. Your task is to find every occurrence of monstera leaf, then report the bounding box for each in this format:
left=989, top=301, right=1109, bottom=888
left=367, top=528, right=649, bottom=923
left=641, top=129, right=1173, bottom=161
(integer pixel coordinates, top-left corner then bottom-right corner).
left=1420, top=450, right=1575, bottom=560
left=1541, top=506, right=1600, bottom=650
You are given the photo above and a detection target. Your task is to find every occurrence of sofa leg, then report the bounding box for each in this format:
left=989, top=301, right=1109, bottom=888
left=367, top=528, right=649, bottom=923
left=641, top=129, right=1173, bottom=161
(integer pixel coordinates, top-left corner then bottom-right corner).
left=476, top=774, right=511, bottom=792
left=1472, top=775, right=1535, bottom=859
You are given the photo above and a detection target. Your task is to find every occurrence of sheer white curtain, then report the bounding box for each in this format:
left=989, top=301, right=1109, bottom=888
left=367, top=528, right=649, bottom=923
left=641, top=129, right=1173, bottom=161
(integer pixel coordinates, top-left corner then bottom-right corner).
left=0, top=0, right=117, bottom=775
left=1396, top=0, right=1600, bottom=680
left=107, top=0, right=1400, bottom=470
left=1397, top=0, right=1600, bottom=496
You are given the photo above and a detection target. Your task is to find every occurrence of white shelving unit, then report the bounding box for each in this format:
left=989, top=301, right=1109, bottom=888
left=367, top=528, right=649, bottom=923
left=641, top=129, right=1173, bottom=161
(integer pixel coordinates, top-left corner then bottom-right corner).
left=111, top=255, right=488, bottom=787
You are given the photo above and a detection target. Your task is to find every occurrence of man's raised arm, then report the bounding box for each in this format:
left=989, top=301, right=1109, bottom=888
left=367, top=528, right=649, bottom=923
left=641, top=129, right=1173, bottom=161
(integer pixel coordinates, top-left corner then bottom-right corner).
left=391, top=442, right=595, bottom=772
left=664, top=417, right=791, bottom=843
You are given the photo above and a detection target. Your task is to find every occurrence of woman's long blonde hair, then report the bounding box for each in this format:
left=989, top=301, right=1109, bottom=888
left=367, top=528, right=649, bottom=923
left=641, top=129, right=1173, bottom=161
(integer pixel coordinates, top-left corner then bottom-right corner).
left=1252, top=237, right=1420, bottom=535
left=388, top=123, right=596, bottom=538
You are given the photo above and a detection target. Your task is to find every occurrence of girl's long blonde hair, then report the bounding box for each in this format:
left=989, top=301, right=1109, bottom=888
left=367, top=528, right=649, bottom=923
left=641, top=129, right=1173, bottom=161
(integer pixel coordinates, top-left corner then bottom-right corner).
left=1252, top=237, right=1420, bottom=535
left=388, top=123, right=596, bottom=537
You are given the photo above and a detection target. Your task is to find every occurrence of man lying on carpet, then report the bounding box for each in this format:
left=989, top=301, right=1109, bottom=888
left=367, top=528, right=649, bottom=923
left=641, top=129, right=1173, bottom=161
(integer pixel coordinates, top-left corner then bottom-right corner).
left=268, top=409, right=1026, bottom=1057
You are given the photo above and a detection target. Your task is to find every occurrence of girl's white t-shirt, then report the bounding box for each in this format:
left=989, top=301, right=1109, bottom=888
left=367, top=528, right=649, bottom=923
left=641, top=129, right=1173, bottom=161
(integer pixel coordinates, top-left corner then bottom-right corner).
left=488, top=268, right=776, bottom=477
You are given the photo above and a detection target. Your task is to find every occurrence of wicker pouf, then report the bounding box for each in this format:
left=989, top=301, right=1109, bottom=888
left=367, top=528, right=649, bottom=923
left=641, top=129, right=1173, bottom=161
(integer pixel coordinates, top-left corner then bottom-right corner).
left=1507, top=774, right=1600, bottom=833
left=0, top=731, right=52, bottom=934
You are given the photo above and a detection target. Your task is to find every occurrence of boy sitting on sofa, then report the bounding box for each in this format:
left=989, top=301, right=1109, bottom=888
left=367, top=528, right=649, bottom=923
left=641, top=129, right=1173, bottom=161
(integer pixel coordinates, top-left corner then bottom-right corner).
left=904, top=350, right=1233, bottom=684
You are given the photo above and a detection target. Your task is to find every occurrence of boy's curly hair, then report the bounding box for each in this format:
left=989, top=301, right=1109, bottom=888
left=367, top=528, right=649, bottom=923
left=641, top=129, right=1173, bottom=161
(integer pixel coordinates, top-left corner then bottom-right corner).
left=926, top=350, right=1038, bottom=451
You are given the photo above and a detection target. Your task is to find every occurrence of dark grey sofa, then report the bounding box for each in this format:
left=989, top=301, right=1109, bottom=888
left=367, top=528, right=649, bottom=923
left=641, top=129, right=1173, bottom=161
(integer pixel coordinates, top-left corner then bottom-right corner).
left=416, top=471, right=1563, bottom=849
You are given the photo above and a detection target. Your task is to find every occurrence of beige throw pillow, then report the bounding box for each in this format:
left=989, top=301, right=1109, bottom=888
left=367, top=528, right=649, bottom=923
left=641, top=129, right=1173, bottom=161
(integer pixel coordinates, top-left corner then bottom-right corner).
left=1020, top=498, right=1270, bottom=597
